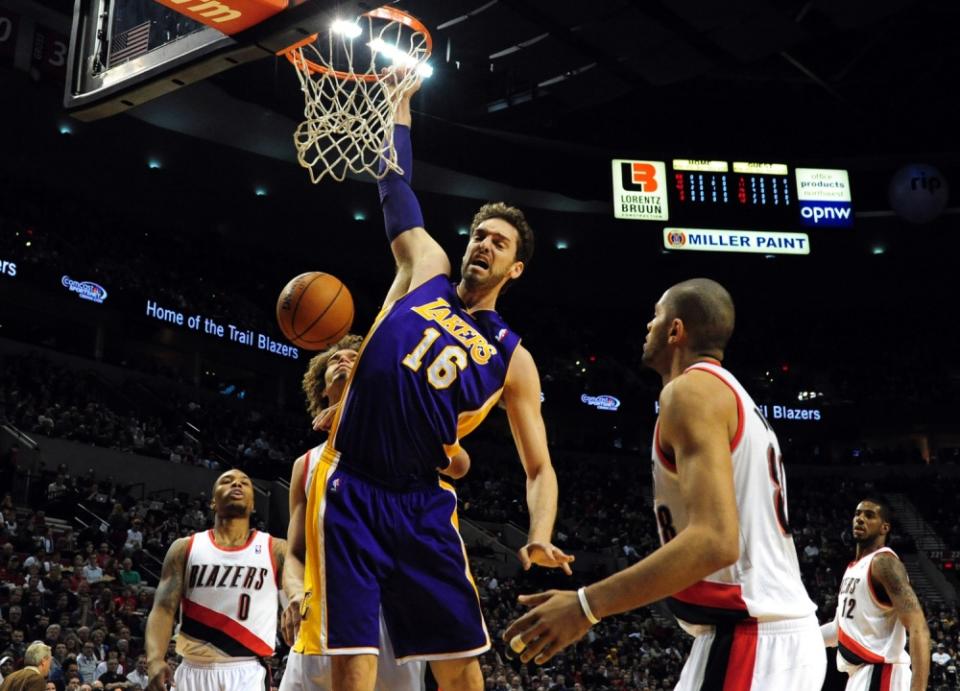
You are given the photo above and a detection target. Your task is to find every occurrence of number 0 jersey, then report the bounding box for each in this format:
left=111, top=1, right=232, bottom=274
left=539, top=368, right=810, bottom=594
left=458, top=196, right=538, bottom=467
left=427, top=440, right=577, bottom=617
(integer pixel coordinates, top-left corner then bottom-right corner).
left=330, top=274, right=520, bottom=488
left=176, top=530, right=279, bottom=661
left=834, top=547, right=909, bottom=672
left=651, top=361, right=815, bottom=627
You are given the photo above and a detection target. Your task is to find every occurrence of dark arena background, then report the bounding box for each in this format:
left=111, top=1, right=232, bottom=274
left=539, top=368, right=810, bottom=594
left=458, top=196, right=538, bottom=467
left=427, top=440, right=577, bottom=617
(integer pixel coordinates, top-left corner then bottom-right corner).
left=1, top=0, right=960, bottom=689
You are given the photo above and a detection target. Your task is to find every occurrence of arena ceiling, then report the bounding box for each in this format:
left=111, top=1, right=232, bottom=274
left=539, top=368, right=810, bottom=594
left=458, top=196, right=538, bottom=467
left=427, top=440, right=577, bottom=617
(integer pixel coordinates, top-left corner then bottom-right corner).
left=153, top=0, right=960, bottom=182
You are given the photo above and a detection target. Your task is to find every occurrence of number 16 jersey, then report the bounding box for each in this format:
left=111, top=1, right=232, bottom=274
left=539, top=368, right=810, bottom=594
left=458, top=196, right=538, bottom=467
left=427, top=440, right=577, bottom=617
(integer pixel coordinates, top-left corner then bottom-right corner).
left=651, top=361, right=815, bottom=627
left=330, top=274, right=520, bottom=489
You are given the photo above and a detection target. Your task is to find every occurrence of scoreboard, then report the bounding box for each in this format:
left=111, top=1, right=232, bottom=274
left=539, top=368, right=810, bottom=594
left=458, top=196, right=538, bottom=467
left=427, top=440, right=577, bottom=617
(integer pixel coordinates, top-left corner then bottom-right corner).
left=672, top=160, right=795, bottom=228
left=611, top=158, right=854, bottom=254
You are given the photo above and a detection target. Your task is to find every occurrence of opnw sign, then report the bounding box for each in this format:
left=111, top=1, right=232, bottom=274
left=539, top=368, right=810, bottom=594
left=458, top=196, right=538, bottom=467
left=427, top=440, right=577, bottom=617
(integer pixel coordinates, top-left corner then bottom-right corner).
left=664, top=228, right=810, bottom=255
left=612, top=159, right=669, bottom=221
left=796, top=168, right=853, bottom=228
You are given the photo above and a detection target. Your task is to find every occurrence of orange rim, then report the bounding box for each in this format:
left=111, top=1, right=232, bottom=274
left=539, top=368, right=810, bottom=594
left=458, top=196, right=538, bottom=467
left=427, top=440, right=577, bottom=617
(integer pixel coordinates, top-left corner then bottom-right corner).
left=278, top=6, right=432, bottom=81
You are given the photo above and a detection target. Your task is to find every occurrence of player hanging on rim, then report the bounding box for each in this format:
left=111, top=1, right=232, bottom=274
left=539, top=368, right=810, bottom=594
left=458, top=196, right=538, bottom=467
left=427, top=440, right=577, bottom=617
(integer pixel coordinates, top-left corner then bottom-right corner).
left=821, top=498, right=930, bottom=691
left=296, top=75, right=573, bottom=691
left=145, top=469, right=285, bottom=691
left=505, top=278, right=827, bottom=690
left=282, top=334, right=471, bottom=691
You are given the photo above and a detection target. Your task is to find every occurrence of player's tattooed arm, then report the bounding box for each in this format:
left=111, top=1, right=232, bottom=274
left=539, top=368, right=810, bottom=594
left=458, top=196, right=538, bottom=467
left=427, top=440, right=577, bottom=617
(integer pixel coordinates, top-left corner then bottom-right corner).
left=145, top=537, right=189, bottom=690
left=871, top=553, right=930, bottom=691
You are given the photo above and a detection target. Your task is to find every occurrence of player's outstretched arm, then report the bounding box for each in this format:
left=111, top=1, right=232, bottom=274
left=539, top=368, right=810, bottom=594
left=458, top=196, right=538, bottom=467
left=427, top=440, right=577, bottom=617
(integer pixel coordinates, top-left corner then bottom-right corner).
left=378, top=77, right=449, bottom=307
left=282, top=457, right=308, bottom=646
left=145, top=537, right=189, bottom=691
left=872, top=553, right=930, bottom=691
left=503, top=372, right=739, bottom=665
left=503, top=346, right=573, bottom=575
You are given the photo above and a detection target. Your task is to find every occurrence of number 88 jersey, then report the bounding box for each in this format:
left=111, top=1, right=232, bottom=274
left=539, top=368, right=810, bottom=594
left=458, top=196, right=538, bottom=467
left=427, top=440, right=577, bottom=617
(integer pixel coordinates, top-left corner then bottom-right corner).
left=330, top=275, right=520, bottom=489
left=651, top=361, right=816, bottom=627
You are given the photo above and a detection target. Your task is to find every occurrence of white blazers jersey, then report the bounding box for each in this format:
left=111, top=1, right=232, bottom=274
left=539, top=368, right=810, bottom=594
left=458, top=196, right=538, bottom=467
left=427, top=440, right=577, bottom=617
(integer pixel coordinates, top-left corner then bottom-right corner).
left=652, top=361, right=815, bottom=627
left=835, top=547, right=909, bottom=672
left=177, top=529, right=279, bottom=660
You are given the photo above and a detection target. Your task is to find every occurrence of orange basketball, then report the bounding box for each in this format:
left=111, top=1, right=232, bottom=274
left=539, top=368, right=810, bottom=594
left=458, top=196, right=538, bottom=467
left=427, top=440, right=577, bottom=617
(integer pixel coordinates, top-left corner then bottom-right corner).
left=276, top=272, right=354, bottom=350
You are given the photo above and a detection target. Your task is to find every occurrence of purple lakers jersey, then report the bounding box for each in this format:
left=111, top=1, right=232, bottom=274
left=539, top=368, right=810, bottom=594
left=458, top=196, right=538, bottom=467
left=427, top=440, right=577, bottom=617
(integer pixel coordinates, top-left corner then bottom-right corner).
left=330, top=274, right=520, bottom=488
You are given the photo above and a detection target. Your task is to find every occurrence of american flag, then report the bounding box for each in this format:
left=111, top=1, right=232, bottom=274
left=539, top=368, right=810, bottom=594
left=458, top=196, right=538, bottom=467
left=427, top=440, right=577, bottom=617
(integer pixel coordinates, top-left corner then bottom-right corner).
left=108, top=21, right=151, bottom=67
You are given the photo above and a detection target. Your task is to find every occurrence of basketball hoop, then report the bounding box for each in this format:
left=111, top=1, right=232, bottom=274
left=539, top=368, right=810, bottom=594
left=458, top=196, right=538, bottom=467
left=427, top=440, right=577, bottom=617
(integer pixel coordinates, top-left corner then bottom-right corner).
left=279, top=6, right=432, bottom=183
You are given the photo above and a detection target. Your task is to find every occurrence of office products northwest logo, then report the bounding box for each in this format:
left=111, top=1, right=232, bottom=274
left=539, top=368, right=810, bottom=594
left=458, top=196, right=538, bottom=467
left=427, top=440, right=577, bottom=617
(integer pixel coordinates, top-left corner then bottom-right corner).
left=61, top=276, right=108, bottom=304
left=620, top=162, right=660, bottom=192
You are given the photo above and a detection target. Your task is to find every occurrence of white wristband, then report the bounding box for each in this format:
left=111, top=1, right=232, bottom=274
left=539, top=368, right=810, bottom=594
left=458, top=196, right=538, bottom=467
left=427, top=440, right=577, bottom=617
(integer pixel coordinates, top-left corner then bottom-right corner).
left=577, top=587, right=600, bottom=625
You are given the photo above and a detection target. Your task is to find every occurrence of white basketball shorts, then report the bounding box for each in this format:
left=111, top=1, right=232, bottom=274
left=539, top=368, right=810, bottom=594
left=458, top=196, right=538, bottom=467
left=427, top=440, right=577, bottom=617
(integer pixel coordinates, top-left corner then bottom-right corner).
left=675, top=614, right=826, bottom=690
left=843, top=662, right=911, bottom=691
left=173, top=658, right=266, bottom=691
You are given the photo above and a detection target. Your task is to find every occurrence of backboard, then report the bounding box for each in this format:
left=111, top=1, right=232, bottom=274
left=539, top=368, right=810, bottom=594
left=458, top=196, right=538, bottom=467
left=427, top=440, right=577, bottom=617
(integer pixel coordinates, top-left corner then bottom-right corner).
left=65, top=0, right=364, bottom=120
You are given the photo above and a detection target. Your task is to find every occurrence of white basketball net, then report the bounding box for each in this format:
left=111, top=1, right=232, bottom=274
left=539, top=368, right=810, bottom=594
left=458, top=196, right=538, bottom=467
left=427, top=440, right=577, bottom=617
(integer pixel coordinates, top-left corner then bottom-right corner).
left=285, top=10, right=431, bottom=183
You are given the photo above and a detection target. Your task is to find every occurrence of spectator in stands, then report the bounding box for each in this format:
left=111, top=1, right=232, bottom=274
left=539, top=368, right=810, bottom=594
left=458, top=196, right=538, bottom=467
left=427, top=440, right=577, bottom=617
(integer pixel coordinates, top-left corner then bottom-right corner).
left=47, top=642, right=67, bottom=687
left=9, top=630, right=26, bottom=661
left=0, top=560, right=23, bottom=587
left=42, top=628, right=60, bottom=651
left=88, top=632, right=107, bottom=662
left=122, top=522, right=142, bottom=555
left=94, top=651, right=124, bottom=682
left=124, top=656, right=147, bottom=690
left=2, top=641, right=52, bottom=689
left=2, top=510, right=17, bottom=537
left=933, top=642, right=951, bottom=666
left=23, top=550, right=48, bottom=575
left=81, top=557, right=102, bottom=586
left=95, top=657, right=126, bottom=689
left=116, top=561, right=139, bottom=589
left=94, top=545, right=112, bottom=570
left=60, top=659, right=79, bottom=684
left=46, top=475, right=67, bottom=505
left=76, top=642, right=98, bottom=683
left=0, top=657, right=12, bottom=683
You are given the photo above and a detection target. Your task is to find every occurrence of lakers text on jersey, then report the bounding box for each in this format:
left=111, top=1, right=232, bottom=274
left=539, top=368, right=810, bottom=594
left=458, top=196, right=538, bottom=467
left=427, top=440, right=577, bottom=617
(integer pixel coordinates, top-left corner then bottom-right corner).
left=329, top=274, right=520, bottom=489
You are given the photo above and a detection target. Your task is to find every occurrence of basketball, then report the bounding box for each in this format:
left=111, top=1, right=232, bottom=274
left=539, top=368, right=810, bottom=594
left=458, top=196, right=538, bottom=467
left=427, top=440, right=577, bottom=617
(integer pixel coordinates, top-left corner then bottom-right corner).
left=276, top=272, right=354, bottom=350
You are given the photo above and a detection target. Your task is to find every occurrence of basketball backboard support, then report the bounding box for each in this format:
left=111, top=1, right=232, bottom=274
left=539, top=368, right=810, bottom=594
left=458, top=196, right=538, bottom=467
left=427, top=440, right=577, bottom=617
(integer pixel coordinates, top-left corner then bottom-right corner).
left=65, top=0, right=364, bottom=121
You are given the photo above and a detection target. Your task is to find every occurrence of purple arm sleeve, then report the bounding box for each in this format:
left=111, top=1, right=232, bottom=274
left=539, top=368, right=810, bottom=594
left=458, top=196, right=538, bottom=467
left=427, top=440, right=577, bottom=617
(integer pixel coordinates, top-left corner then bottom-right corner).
left=378, top=125, right=424, bottom=241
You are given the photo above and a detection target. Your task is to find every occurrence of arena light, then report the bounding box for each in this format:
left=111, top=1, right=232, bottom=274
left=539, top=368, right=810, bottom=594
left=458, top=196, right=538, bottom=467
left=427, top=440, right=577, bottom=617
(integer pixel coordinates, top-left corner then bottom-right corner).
left=59, top=123, right=73, bottom=135
left=353, top=210, right=367, bottom=221
left=457, top=227, right=469, bottom=236
left=254, top=186, right=268, bottom=197
left=555, top=239, right=569, bottom=250
left=368, top=38, right=434, bottom=77
left=147, top=159, right=162, bottom=170
left=872, top=245, right=886, bottom=255
left=331, top=19, right=363, bottom=38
